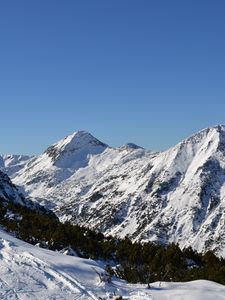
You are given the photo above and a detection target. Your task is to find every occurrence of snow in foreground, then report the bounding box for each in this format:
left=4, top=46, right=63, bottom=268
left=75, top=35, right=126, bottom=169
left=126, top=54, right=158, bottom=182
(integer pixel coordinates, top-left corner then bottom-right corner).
left=0, top=230, right=225, bottom=300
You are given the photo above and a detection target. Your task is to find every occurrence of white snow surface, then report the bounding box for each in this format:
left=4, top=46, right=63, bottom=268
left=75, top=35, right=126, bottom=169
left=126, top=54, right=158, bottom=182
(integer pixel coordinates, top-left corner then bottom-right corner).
left=3, top=126, right=225, bottom=256
left=0, top=229, right=225, bottom=300
left=0, top=154, right=32, bottom=177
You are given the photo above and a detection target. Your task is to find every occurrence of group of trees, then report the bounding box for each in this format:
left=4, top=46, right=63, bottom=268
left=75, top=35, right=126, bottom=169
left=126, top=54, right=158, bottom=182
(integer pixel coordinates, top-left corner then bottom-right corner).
left=1, top=198, right=225, bottom=285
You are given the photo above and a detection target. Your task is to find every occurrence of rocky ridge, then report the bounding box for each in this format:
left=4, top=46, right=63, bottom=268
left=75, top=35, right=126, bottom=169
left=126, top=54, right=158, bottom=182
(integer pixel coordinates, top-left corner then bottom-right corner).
left=2, top=126, right=225, bottom=256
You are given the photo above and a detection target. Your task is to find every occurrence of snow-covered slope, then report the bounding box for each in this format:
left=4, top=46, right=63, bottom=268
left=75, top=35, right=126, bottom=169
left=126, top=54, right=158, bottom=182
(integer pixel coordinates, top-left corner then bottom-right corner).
left=44, top=130, right=108, bottom=169
left=0, top=154, right=32, bottom=177
left=0, top=169, right=54, bottom=217
left=0, top=229, right=225, bottom=300
left=5, top=126, right=225, bottom=256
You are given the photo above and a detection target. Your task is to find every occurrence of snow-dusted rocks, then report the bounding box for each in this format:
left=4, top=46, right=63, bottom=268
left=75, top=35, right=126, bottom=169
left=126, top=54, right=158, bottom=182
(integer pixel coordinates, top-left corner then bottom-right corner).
left=0, top=170, right=26, bottom=205
left=0, top=169, right=53, bottom=215
left=44, top=130, right=108, bottom=168
left=0, top=154, right=32, bottom=177
left=3, top=125, right=225, bottom=256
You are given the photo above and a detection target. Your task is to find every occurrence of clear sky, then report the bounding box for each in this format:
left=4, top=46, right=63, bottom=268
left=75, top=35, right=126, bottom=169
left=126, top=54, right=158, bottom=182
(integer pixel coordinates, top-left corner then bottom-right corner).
left=0, top=0, right=225, bottom=154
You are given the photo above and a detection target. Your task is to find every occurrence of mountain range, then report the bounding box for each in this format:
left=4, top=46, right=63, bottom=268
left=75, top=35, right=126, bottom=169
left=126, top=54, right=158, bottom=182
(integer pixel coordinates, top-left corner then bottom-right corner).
left=1, top=126, right=225, bottom=256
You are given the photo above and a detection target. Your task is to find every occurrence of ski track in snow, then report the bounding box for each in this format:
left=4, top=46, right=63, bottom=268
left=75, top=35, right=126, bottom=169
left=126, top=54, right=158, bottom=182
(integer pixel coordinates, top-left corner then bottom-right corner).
left=0, top=230, right=225, bottom=299
left=0, top=238, right=95, bottom=300
left=22, top=252, right=99, bottom=300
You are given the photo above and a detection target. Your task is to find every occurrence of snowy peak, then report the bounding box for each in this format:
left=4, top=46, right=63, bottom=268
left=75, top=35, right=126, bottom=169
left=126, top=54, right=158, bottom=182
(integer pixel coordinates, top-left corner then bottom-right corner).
left=5, top=125, right=225, bottom=256
left=120, top=143, right=144, bottom=150
left=44, top=131, right=108, bottom=168
left=161, top=125, right=225, bottom=175
left=46, top=131, right=108, bottom=153
left=178, top=125, right=225, bottom=151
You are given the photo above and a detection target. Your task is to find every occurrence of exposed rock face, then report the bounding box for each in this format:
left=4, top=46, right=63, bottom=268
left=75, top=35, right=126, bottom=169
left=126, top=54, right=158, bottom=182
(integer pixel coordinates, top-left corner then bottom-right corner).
left=0, top=168, right=57, bottom=215
left=3, top=126, right=225, bottom=256
left=0, top=170, right=26, bottom=205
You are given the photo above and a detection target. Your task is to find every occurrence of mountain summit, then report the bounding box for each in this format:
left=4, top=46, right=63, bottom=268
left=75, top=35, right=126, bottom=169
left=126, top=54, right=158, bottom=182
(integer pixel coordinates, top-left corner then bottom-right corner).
left=44, top=131, right=108, bottom=168
left=3, top=126, right=225, bottom=256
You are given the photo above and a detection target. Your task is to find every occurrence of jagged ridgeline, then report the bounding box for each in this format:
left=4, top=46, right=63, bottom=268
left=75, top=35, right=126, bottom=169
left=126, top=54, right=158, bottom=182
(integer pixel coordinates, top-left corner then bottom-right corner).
left=2, top=126, right=225, bottom=256
left=0, top=169, right=225, bottom=285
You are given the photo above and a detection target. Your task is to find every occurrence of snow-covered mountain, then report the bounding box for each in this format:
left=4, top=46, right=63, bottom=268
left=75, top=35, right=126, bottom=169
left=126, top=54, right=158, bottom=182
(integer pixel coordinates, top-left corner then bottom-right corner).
left=44, top=130, right=108, bottom=169
left=0, top=168, right=55, bottom=217
left=3, top=125, right=225, bottom=256
left=0, top=154, right=32, bottom=177
left=1, top=228, right=225, bottom=300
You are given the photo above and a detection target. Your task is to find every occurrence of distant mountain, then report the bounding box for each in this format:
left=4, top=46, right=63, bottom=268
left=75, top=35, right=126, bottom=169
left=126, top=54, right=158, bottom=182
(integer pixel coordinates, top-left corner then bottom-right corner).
left=0, top=154, right=32, bottom=177
left=44, top=130, right=108, bottom=168
left=3, top=126, right=225, bottom=256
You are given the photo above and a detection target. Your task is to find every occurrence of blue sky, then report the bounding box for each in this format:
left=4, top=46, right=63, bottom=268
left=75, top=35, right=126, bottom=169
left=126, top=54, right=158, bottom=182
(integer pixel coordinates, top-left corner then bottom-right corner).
left=0, top=0, right=225, bottom=154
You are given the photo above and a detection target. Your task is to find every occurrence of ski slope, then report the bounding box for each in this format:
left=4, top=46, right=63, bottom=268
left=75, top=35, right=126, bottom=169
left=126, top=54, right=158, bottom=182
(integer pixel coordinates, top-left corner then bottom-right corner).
left=0, top=229, right=225, bottom=299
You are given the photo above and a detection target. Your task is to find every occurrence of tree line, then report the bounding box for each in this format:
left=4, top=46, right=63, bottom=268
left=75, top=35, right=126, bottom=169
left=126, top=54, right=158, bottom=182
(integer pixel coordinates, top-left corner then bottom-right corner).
left=0, top=198, right=225, bottom=285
